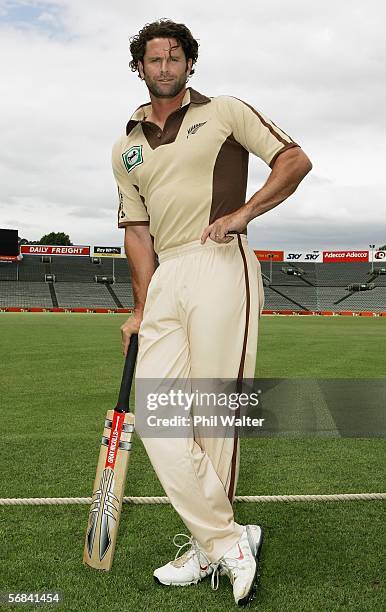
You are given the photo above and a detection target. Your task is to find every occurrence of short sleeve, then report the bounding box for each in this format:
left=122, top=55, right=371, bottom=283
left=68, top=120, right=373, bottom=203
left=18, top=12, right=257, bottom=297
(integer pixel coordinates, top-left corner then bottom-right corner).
left=221, top=96, right=300, bottom=168
left=112, top=138, right=150, bottom=228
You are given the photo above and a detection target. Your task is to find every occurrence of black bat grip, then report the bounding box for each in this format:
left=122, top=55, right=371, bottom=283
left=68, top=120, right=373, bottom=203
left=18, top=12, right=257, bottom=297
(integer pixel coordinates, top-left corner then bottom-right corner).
left=115, top=333, right=138, bottom=413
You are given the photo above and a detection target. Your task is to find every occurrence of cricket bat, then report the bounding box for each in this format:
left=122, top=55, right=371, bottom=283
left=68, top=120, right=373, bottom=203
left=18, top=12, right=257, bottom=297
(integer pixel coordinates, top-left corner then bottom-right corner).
left=83, top=333, right=138, bottom=571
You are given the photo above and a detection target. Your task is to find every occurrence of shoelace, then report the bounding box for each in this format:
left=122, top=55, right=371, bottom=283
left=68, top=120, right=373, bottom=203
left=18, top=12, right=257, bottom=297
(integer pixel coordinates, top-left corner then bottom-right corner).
left=171, top=533, right=210, bottom=569
left=210, top=556, right=246, bottom=590
left=172, top=533, right=195, bottom=564
left=210, top=562, right=221, bottom=591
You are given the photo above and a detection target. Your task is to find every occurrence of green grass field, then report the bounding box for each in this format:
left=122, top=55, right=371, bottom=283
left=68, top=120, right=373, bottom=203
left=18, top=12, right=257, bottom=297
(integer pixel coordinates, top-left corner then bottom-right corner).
left=0, top=314, right=385, bottom=611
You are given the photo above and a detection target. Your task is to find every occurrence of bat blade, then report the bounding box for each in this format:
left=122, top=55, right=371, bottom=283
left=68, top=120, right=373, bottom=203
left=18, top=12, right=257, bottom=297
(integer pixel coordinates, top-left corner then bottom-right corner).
left=83, top=334, right=138, bottom=571
left=83, top=410, right=135, bottom=570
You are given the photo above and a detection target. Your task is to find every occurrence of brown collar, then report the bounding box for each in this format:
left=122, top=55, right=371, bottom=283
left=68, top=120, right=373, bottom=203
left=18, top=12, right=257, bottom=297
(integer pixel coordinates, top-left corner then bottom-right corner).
left=188, top=87, right=211, bottom=105
left=128, top=87, right=211, bottom=125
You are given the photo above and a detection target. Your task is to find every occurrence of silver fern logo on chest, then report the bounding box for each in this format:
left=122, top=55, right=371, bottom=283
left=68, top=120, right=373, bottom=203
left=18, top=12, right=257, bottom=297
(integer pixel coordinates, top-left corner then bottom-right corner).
left=186, top=121, right=207, bottom=139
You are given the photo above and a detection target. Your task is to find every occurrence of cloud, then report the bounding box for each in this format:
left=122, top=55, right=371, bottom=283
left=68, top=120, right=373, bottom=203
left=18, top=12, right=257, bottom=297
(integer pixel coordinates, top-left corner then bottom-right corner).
left=247, top=182, right=386, bottom=250
left=0, top=0, right=385, bottom=249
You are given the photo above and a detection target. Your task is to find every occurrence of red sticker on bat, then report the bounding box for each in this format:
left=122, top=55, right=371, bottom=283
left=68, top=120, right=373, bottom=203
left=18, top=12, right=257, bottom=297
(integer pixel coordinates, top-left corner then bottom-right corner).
left=105, top=411, right=125, bottom=469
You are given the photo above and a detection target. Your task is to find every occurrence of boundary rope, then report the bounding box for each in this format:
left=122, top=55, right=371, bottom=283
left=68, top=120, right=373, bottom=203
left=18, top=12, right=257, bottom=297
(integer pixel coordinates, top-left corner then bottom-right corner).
left=0, top=493, right=385, bottom=506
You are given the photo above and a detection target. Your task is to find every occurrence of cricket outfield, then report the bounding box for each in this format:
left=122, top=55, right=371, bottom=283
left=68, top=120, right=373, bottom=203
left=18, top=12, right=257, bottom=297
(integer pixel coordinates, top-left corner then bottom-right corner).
left=0, top=313, right=385, bottom=611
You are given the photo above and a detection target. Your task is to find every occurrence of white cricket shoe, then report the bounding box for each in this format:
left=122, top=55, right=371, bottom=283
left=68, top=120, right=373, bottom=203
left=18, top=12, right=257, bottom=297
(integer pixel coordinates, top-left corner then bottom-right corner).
left=153, top=533, right=214, bottom=586
left=211, top=525, right=263, bottom=606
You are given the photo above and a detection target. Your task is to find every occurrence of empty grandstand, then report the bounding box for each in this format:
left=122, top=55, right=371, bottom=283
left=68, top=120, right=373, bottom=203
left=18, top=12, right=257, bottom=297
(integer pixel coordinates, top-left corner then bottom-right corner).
left=1, top=248, right=386, bottom=313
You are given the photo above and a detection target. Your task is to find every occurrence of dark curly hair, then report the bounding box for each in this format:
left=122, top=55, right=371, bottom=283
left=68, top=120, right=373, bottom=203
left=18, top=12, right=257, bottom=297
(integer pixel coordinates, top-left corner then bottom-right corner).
left=129, top=18, right=199, bottom=79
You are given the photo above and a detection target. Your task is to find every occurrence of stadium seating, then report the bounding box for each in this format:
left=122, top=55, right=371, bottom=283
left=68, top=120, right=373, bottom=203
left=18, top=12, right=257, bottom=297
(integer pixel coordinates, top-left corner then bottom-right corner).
left=326, top=287, right=386, bottom=312
left=112, top=259, right=133, bottom=283
left=0, top=281, right=52, bottom=307
left=54, top=282, right=117, bottom=308
left=268, top=286, right=318, bottom=311
left=52, top=256, right=120, bottom=282
left=260, top=262, right=317, bottom=286
left=262, top=287, right=308, bottom=311
left=368, top=269, right=386, bottom=286
left=315, top=262, right=371, bottom=287
left=18, top=257, right=47, bottom=281
left=0, top=264, right=17, bottom=281
left=111, top=283, right=135, bottom=308
left=1, top=255, right=385, bottom=311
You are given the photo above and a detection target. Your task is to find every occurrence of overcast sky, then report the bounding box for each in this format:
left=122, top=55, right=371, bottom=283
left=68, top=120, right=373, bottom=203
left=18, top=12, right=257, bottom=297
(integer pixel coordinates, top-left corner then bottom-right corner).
left=1, top=0, right=385, bottom=250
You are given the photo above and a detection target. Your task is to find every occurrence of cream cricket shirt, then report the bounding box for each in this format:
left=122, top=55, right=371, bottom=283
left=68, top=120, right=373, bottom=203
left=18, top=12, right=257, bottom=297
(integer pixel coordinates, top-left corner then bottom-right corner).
left=112, top=87, right=299, bottom=254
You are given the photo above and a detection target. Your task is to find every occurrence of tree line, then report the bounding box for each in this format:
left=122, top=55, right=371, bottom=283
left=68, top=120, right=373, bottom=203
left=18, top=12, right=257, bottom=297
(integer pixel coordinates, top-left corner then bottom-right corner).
left=19, top=232, right=73, bottom=246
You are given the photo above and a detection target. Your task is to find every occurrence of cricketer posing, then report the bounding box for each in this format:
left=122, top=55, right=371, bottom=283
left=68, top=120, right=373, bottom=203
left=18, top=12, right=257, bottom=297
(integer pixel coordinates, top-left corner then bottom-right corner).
left=114, top=19, right=312, bottom=606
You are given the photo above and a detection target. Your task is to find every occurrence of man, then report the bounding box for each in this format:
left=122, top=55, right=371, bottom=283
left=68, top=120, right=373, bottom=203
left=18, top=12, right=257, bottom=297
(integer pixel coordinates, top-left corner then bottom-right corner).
left=112, top=19, right=312, bottom=606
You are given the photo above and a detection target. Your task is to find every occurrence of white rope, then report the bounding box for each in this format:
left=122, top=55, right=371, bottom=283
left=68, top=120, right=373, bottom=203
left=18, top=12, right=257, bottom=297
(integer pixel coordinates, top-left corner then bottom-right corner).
left=0, top=493, right=385, bottom=506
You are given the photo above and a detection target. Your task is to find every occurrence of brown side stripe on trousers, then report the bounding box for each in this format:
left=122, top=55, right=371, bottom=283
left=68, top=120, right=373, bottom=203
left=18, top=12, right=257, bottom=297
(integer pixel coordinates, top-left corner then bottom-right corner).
left=227, top=234, right=251, bottom=502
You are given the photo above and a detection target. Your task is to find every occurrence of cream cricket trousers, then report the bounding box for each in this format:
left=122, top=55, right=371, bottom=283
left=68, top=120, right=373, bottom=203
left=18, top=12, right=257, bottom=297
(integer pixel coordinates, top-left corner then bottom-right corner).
left=135, top=234, right=264, bottom=563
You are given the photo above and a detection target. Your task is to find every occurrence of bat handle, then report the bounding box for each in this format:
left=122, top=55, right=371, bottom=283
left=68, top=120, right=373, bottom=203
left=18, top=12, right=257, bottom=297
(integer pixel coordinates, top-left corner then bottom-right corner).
left=115, top=333, right=138, bottom=413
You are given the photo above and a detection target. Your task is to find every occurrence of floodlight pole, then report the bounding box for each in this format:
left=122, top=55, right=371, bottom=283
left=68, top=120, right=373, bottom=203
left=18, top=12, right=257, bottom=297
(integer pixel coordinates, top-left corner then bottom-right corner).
left=268, top=253, right=274, bottom=283
left=369, top=244, right=375, bottom=274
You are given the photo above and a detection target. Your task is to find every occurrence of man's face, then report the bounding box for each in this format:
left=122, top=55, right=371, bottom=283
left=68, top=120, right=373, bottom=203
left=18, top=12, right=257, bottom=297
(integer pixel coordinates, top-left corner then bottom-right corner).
left=138, top=37, right=192, bottom=98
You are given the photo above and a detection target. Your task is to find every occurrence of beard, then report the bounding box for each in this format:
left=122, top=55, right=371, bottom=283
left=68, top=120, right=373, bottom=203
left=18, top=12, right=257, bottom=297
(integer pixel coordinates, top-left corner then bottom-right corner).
left=143, top=71, right=188, bottom=98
